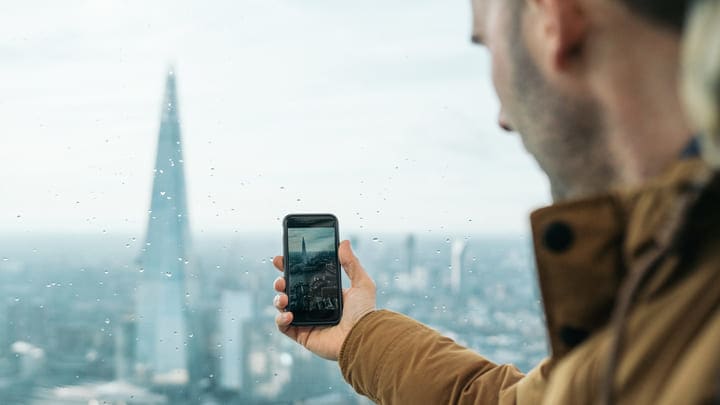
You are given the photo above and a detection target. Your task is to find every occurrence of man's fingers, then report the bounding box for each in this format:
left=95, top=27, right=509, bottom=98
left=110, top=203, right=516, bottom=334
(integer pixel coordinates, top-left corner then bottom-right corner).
left=273, top=293, right=288, bottom=311
left=272, top=256, right=284, bottom=272
left=275, top=311, right=293, bottom=328
left=274, top=277, right=286, bottom=292
left=338, top=240, right=374, bottom=288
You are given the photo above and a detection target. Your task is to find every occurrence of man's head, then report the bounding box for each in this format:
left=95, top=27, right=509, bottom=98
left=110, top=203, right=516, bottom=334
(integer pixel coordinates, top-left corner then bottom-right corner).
left=619, top=0, right=689, bottom=31
left=682, top=0, right=720, bottom=167
left=471, top=0, right=694, bottom=200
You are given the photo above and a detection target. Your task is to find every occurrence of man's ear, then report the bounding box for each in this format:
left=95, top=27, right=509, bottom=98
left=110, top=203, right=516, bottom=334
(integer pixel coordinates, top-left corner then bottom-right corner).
left=529, top=0, right=588, bottom=71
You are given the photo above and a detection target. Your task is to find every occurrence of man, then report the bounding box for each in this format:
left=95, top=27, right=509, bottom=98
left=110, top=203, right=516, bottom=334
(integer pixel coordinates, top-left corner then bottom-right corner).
left=271, top=0, right=720, bottom=403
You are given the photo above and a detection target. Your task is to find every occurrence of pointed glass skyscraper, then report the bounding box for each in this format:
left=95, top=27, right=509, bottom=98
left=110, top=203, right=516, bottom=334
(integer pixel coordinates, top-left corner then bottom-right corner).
left=135, top=68, right=190, bottom=385
left=301, top=237, right=307, bottom=263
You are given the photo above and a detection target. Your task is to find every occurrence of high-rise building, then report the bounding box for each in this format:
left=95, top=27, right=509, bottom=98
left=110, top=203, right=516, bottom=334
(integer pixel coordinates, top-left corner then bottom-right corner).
left=218, top=290, right=253, bottom=391
left=135, top=68, right=191, bottom=386
left=301, top=237, right=308, bottom=264
left=405, top=234, right=416, bottom=274
left=450, top=239, right=467, bottom=294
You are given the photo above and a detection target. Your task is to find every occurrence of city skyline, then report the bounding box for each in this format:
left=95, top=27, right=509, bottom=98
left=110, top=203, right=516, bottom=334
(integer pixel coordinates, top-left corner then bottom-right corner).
left=0, top=1, right=552, bottom=403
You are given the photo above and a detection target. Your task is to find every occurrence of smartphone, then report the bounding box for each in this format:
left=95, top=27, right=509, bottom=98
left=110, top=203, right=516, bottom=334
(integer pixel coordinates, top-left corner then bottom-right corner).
left=283, top=214, right=343, bottom=326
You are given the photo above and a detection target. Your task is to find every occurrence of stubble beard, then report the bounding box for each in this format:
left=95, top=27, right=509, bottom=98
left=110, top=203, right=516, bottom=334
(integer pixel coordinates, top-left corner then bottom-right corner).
left=506, top=4, right=618, bottom=201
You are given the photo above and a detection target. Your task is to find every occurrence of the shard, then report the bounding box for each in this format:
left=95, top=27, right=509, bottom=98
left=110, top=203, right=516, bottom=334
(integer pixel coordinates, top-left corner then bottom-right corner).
left=135, top=68, right=191, bottom=385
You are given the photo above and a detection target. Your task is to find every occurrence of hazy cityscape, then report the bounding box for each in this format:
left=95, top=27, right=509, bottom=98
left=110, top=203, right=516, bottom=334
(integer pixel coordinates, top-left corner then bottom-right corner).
left=0, top=69, right=547, bottom=404
left=0, top=231, right=546, bottom=404
left=287, top=230, right=340, bottom=315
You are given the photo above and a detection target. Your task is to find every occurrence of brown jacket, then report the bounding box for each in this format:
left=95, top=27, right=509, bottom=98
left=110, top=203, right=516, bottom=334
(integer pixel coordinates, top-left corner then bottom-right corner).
left=338, top=159, right=720, bottom=404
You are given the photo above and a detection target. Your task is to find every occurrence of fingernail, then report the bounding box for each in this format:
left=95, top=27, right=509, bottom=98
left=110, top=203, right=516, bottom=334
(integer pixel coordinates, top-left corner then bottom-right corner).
left=273, top=295, right=279, bottom=306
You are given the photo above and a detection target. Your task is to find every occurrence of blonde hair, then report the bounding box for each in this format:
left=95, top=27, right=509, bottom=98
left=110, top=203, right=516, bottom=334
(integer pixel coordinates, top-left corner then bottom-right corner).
left=682, top=0, right=720, bottom=167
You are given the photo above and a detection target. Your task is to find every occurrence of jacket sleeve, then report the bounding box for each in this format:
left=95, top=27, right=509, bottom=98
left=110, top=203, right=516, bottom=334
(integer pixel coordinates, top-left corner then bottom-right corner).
left=338, top=310, right=531, bottom=404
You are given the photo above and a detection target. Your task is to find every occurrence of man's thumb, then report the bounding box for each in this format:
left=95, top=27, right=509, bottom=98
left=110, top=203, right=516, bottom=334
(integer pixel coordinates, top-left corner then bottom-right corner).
left=338, top=240, right=372, bottom=287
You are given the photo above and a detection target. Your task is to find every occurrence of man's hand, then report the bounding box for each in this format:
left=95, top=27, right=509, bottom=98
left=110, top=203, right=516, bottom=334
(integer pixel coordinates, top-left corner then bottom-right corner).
left=272, top=240, right=376, bottom=361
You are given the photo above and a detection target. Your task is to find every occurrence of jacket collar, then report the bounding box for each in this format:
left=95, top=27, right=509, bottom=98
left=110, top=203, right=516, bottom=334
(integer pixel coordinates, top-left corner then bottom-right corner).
left=529, top=158, right=715, bottom=359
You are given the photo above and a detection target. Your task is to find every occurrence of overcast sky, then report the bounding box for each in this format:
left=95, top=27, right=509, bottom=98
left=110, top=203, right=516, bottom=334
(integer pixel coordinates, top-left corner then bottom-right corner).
left=288, top=227, right=335, bottom=254
left=0, top=0, right=549, bottom=237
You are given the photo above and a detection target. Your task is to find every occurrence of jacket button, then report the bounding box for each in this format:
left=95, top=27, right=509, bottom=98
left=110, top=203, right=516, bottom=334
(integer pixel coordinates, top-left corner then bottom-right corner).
left=543, top=221, right=574, bottom=253
left=559, top=326, right=590, bottom=348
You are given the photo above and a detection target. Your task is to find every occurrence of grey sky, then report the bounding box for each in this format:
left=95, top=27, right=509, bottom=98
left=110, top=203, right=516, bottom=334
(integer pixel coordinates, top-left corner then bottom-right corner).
left=288, top=227, right=335, bottom=254
left=0, top=0, right=549, bottom=236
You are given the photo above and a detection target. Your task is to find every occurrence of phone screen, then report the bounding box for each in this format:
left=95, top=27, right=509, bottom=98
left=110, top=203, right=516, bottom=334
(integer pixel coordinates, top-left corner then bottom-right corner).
left=283, top=214, right=342, bottom=325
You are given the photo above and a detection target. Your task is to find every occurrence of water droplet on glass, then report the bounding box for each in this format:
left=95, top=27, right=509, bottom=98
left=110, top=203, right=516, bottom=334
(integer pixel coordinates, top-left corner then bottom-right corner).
left=2, top=257, right=8, bottom=262
left=160, top=191, right=166, bottom=196
left=105, top=318, right=110, bottom=324
left=371, top=237, right=379, bottom=242
left=124, top=243, right=130, bottom=248
left=445, top=238, right=451, bottom=243
left=165, top=272, right=173, bottom=278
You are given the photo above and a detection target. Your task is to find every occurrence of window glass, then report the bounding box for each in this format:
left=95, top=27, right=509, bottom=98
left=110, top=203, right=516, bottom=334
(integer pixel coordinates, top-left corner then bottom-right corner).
left=1, top=0, right=549, bottom=403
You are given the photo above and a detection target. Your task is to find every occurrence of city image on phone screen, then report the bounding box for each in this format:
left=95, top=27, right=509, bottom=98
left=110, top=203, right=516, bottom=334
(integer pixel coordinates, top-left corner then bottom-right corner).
left=283, top=214, right=342, bottom=325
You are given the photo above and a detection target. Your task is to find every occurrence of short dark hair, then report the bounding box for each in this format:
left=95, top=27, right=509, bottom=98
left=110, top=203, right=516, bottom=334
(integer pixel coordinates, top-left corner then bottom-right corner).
left=620, top=0, right=689, bottom=31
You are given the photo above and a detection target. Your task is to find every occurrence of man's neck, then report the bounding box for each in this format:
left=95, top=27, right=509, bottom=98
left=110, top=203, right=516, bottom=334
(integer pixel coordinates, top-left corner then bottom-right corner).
left=589, top=15, right=692, bottom=194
